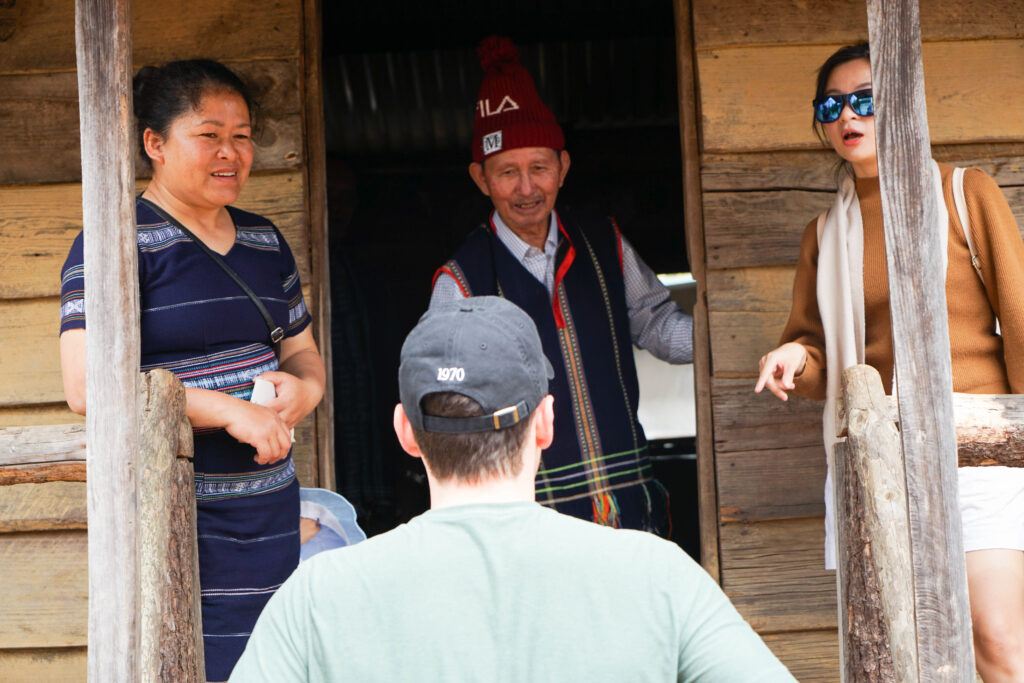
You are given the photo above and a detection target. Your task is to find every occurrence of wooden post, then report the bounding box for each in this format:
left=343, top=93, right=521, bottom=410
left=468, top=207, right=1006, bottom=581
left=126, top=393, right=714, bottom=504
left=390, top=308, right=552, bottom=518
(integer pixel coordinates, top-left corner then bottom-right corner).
left=302, top=0, right=335, bottom=491
left=74, top=0, right=140, bottom=679
left=866, top=1, right=974, bottom=677
left=137, top=370, right=203, bottom=682
left=834, top=365, right=917, bottom=682
left=673, top=0, right=720, bottom=580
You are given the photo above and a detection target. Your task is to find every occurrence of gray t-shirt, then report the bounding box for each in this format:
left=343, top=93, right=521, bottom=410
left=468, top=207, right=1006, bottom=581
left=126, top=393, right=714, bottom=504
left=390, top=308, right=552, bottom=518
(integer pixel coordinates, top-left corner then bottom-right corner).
left=230, top=502, right=794, bottom=682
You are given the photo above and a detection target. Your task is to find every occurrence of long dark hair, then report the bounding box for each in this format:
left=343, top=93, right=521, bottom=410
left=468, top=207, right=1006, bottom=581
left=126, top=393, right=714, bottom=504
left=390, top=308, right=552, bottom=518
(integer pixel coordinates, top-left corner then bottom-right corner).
left=132, top=59, right=255, bottom=168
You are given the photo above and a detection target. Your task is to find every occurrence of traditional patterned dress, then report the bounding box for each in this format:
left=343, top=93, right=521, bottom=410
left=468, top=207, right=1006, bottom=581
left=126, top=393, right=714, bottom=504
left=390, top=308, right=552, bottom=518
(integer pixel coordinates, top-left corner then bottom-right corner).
left=60, top=200, right=311, bottom=681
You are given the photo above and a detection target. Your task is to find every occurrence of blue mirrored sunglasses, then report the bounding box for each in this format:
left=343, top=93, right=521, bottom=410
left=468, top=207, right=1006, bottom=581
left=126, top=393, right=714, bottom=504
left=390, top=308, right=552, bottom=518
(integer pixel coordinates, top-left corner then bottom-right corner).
left=812, top=89, right=874, bottom=123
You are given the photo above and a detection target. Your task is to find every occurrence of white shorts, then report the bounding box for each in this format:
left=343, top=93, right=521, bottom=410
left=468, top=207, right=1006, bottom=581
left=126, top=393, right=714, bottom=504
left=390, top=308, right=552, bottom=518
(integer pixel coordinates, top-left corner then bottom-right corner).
left=958, top=466, right=1024, bottom=553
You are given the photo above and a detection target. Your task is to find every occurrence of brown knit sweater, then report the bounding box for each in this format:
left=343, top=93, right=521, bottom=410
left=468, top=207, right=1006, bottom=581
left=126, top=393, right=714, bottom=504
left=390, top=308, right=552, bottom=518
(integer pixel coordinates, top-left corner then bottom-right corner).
left=780, top=163, right=1024, bottom=400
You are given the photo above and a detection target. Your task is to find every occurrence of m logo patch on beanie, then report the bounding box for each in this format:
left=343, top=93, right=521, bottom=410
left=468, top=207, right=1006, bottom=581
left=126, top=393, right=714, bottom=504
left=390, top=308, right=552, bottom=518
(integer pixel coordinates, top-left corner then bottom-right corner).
left=482, top=131, right=503, bottom=156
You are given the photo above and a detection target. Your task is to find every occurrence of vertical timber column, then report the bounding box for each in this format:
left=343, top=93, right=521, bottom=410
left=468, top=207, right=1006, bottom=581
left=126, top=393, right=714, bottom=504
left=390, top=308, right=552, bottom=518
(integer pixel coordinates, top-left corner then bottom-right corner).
left=75, top=0, right=140, bottom=680
left=865, top=0, right=974, bottom=679
left=672, top=0, right=719, bottom=580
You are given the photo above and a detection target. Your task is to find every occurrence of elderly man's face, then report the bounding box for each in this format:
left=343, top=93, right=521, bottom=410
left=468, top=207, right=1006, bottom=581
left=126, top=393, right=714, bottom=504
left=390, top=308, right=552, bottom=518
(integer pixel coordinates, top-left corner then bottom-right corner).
left=469, top=147, right=571, bottom=240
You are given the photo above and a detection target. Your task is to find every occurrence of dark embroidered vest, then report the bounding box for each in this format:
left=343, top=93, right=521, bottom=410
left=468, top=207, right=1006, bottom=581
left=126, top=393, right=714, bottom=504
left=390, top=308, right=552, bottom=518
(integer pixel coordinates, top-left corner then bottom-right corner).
left=435, top=206, right=652, bottom=528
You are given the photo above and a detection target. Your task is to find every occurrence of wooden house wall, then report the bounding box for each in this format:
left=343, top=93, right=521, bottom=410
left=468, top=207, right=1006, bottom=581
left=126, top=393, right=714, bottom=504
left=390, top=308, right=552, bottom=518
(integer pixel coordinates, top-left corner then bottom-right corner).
left=0, top=1, right=324, bottom=678
left=690, top=0, right=1024, bottom=679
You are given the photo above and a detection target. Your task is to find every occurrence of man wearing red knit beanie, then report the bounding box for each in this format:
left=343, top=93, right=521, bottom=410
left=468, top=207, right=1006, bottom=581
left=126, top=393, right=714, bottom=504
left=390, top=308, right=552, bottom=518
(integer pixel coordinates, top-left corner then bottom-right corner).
left=431, top=36, right=694, bottom=536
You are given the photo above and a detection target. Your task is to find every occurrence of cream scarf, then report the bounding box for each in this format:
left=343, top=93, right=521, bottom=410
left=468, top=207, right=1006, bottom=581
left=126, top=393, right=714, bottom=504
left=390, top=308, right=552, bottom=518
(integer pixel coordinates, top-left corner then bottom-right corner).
left=815, top=160, right=947, bottom=570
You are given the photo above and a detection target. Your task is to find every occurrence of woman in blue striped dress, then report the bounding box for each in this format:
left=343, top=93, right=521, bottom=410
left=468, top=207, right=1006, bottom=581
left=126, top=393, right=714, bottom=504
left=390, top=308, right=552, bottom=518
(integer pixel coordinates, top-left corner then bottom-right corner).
left=59, top=59, right=326, bottom=681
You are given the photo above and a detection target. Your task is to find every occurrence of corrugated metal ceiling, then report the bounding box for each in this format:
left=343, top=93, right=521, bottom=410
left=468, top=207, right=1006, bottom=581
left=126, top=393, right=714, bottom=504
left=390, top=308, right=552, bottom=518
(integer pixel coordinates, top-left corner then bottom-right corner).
left=322, top=1, right=680, bottom=156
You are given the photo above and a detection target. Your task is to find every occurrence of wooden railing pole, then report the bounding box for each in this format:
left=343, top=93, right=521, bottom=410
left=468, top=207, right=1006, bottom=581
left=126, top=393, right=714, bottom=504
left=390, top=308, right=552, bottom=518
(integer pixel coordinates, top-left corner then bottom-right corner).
left=865, top=0, right=974, bottom=678
left=834, top=365, right=917, bottom=682
left=137, top=370, right=204, bottom=682
left=74, top=0, right=139, bottom=679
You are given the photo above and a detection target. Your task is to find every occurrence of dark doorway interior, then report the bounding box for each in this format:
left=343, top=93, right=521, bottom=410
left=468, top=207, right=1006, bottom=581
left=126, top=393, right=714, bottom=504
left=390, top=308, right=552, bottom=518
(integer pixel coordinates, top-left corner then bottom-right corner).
left=321, top=0, right=696, bottom=558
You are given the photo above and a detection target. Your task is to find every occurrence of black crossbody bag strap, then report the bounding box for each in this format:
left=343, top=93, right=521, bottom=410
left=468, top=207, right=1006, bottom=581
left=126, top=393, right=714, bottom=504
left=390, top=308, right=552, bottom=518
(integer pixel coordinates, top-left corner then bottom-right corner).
left=137, top=197, right=285, bottom=352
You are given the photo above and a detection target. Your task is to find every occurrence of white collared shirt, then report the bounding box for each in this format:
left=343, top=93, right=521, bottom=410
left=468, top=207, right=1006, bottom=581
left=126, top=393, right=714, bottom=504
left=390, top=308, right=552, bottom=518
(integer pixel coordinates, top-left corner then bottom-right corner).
left=430, top=210, right=693, bottom=364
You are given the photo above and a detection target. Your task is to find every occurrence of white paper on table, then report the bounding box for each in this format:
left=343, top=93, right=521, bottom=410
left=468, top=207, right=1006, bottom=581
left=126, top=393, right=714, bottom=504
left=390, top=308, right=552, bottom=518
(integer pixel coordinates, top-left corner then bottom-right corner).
left=250, top=378, right=296, bottom=443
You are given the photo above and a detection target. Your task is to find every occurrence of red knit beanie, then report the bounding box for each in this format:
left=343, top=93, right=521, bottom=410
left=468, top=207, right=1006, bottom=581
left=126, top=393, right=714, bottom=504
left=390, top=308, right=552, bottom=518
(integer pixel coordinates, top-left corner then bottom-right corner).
left=471, top=36, right=565, bottom=163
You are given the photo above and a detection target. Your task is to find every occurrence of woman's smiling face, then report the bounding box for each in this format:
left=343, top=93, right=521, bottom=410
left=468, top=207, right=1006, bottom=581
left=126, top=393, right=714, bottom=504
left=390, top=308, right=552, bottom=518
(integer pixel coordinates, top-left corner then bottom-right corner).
left=823, top=58, right=878, bottom=178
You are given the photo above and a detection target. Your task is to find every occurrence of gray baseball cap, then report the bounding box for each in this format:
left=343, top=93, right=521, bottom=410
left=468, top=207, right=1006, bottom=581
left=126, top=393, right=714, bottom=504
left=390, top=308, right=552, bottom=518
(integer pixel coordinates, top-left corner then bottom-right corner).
left=399, top=296, right=555, bottom=434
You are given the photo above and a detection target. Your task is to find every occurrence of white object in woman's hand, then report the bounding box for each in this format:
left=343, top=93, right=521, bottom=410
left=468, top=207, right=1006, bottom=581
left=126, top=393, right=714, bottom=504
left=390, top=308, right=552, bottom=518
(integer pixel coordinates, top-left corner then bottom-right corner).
left=225, top=399, right=292, bottom=465
left=256, top=370, right=321, bottom=430
left=754, top=342, right=808, bottom=401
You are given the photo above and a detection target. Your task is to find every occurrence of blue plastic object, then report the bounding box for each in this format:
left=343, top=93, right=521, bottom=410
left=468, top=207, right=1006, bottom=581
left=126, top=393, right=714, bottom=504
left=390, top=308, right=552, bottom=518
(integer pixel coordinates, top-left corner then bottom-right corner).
left=299, top=488, right=367, bottom=561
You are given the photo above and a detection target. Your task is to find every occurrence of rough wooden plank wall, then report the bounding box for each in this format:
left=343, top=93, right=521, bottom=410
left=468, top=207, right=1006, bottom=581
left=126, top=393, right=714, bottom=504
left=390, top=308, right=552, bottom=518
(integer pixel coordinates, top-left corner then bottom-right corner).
left=691, top=0, right=1024, bottom=676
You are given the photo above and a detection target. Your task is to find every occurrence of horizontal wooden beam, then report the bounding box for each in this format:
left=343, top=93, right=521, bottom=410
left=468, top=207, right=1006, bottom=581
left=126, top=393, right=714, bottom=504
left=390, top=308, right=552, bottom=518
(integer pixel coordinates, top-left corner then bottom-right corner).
left=0, top=424, right=85, bottom=467
left=0, top=530, right=87, bottom=648
left=0, top=0, right=301, bottom=74
left=837, top=391, right=1024, bottom=467
left=692, top=0, right=1023, bottom=49
left=702, top=143, right=1024, bottom=192
left=702, top=184, right=1024, bottom=270
left=719, top=517, right=837, bottom=632
left=712, top=377, right=823, bottom=453
left=718, top=446, right=826, bottom=522
left=0, top=482, right=87, bottom=532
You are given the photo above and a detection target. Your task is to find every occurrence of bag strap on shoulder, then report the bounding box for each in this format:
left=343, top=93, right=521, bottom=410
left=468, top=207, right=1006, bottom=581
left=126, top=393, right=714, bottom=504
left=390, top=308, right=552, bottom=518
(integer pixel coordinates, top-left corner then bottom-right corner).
left=137, top=196, right=285, bottom=349
left=952, top=167, right=983, bottom=284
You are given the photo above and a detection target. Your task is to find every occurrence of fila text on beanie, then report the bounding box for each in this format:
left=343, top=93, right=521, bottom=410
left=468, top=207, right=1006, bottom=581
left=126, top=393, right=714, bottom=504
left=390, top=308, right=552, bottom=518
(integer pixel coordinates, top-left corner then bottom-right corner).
left=471, top=36, right=565, bottom=163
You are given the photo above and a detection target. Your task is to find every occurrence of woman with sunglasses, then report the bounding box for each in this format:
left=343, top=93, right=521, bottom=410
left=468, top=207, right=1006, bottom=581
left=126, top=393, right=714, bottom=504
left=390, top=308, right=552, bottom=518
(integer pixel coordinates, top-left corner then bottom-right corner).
left=755, top=42, right=1024, bottom=680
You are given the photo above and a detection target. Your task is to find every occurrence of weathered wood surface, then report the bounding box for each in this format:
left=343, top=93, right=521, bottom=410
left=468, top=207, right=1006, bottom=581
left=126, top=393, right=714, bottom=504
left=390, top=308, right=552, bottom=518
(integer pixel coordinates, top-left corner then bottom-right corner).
left=0, top=404, right=82, bottom=428
left=303, top=0, right=333, bottom=492
left=136, top=370, right=202, bottom=683
left=0, top=424, right=86, bottom=466
left=0, top=530, right=88, bottom=648
left=0, top=482, right=87, bottom=532
left=707, top=266, right=796, bottom=312
left=698, top=40, right=1024, bottom=153
left=693, top=0, right=1024, bottom=48
left=703, top=190, right=833, bottom=269
left=702, top=143, right=1024, bottom=191
left=835, top=366, right=916, bottom=683
left=0, top=60, right=302, bottom=186
left=710, top=310, right=791, bottom=377
left=719, top=518, right=837, bottom=632
left=0, top=170, right=309, bottom=301
left=0, top=647, right=87, bottom=683
left=718, top=446, right=825, bottom=522
left=0, top=462, right=87, bottom=486
left=712, top=378, right=822, bottom=453
left=673, top=0, right=720, bottom=580
left=862, top=394, right=1024, bottom=467
left=867, top=2, right=973, bottom=678
left=76, top=1, right=140, bottom=678
left=761, top=630, right=839, bottom=683
left=703, top=185, right=1024, bottom=270
left=0, top=0, right=300, bottom=74
left=0, top=298, right=66, bottom=407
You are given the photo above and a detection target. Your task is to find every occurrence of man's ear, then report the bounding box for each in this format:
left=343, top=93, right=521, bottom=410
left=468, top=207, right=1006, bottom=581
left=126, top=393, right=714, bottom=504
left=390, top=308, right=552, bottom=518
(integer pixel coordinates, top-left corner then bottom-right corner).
left=557, top=150, right=571, bottom=188
left=393, top=403, right=424, bottom=459
left=142, top=128, right=166, bottom=167
left=468, top=162, right=490, bottom=197
left=534, top=395, right=555, bottom=451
